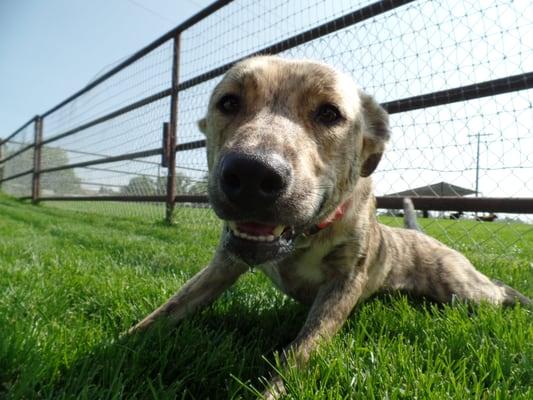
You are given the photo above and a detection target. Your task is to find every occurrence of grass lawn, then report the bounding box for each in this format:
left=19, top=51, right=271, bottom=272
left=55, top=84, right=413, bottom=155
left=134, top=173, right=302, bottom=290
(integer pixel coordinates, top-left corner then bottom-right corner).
left=0, top=194, right=531, bottom=399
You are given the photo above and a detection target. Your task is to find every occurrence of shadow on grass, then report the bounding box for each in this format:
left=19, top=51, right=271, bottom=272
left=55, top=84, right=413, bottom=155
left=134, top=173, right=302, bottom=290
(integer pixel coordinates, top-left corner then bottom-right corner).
left=43, top=293, right=454, bottom=399
left=43, top=301, right=308, bottom=399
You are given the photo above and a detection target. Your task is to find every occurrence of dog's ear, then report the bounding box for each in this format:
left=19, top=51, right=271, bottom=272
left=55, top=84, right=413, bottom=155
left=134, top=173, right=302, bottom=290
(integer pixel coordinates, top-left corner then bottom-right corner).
left=359, top=92, right=390, bottom=177
left=197, top=118, right=207, bottom=135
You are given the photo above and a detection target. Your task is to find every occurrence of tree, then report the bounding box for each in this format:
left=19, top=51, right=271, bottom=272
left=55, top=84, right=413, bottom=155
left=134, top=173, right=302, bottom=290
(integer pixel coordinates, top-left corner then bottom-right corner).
left=155, top=172, right=192, bottom=195
left=122, top=176, right=157, bottom=196
left=1, top=146, right=32, bottom=196
left=1, top=145, right=81, bottom=196
left=188, top=174, right=209, bottom=194
left=40, top=147, right=81, bottom=195
left=98, top=186, right=115, bottom=195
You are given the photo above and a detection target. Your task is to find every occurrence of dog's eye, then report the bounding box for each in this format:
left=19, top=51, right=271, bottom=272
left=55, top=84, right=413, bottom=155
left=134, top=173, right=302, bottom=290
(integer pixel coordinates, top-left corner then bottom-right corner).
left=315, top=104, right=342, bottom=126
left=217, top=94, right=240, bottom=115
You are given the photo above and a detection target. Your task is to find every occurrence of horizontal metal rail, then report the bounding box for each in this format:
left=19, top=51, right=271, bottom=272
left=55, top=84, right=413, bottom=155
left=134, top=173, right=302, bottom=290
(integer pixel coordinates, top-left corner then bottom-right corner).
left=177, top=0, right=234, bottom=32
left=0, top=143, right=34, bottom=165
left=41, top=0, right=234, bottom=119
left=85, top=165, right=162, bottom=178
left=34, top=194, right=207, bottom=203
left=177, top=0, right=415, bottom=91
left=81, top=181, right=125, bottom=188
left=174, top=194, right=210, bottom=203
left=42, top=88, right=172, bottom=146
left=0, top=168, right=33, bottom=183
left=28, top=194, right=533, bottom=214
left=382, top=72, right=533, bottom=114
left=0, top=116, right=36, bottom=146
left=37, top=195, right=167, bottom=202
left=55, top=145, right=162, bottom=166
left=38, top=148, right=163, bottom=175
left=172, top=195, right=533, bottom=213
left=175, top=139, right=206, bottom=152
left=3, top=141, right=205, bottom=179
left=377, top=196, right=533, bottom=214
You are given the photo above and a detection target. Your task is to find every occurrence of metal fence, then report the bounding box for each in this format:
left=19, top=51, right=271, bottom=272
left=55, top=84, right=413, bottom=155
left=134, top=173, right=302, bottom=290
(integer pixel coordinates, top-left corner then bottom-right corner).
left=1, top=0, right=532, bottom=258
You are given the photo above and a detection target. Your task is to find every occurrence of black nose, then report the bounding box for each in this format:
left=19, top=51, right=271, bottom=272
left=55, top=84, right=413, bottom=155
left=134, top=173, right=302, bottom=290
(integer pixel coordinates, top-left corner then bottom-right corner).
left=219, top=152, right=291, bottom=209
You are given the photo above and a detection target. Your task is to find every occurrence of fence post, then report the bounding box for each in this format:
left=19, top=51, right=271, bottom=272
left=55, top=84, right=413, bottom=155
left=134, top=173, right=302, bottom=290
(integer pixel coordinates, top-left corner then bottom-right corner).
left=32, top=116, right=43, bottom=204
left=161, top=122, right=170, bottom=168
left=165, top=32, right=181, bottom=224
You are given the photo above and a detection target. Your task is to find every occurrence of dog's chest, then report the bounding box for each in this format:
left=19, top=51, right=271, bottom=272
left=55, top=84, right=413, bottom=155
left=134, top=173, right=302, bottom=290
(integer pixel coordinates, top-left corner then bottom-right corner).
left=259, top=243, right=332, bottom=304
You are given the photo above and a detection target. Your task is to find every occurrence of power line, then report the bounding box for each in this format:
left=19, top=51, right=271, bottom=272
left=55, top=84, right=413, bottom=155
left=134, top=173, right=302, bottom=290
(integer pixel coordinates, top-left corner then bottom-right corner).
left=125, top=0, right=175, bottom=23
left=88, top=0, right=203, bottom=84
left=182, top=0, right=204, bottom=8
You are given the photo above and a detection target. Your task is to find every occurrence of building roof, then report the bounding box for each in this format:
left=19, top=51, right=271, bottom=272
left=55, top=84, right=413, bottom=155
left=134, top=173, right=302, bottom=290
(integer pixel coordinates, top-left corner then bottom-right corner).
left=386, top=181, right=477, bottom=197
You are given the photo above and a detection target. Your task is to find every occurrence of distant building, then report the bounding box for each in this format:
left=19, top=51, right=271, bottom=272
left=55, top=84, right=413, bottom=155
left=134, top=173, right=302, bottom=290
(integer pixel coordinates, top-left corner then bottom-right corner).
left=386, top=181, right=477, bottom=197
left=386, top=182, right=477, bottom=218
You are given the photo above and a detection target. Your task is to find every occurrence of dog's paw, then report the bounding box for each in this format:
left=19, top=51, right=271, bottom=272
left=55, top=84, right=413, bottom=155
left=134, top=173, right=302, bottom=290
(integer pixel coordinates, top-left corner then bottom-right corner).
left=261, top=375, right=286, bottom=400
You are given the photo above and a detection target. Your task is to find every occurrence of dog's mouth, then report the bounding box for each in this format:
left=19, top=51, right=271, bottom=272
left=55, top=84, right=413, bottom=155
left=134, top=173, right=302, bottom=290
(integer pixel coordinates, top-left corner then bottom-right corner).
left=223, top=220, right=299, bottom=265
left=227, top=221, right=292, bottom=242
left=221, top=196, right=351, bottom=266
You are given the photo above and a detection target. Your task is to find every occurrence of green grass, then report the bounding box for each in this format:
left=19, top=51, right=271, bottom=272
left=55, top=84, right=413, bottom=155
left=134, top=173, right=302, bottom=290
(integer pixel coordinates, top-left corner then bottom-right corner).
left=0, top=194, right=531, bottom=399
left=42, top=200, right=168, bottom=221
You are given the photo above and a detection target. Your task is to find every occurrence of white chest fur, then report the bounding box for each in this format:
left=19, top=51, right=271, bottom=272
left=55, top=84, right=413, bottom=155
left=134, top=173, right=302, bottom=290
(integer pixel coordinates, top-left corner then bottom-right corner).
left=258, top=240, right=333, bottom=299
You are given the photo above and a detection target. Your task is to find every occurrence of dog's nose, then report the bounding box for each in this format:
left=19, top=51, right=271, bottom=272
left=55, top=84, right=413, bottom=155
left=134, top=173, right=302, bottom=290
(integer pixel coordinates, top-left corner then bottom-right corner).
left=219, top=152, right=290, bottom=208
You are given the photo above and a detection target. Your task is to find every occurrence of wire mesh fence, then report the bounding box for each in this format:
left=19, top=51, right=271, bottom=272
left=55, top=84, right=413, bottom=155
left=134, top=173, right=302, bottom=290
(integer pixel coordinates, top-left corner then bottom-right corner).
left=1, top=0, right=532, bottom=262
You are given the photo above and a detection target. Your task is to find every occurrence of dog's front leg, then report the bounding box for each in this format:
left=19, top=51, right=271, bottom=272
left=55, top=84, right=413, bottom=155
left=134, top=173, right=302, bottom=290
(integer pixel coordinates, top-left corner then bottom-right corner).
left=130, top=250, right=247, bottom=333
left=263, top=272, right=365, bottom=399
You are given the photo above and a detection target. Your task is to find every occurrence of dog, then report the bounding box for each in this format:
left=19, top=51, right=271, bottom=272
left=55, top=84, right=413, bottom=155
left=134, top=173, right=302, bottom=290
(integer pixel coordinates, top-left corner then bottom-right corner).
left=476, top=213, right=498, bottom=222
left=130, top=56, right=530, bottom=398
left=450, top=211, right=463, bottom=220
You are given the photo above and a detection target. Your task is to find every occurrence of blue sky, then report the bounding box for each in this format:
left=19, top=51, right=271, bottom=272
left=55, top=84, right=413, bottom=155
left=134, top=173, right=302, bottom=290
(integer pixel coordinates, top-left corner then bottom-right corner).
left=0, top=0, right=208, bottom=136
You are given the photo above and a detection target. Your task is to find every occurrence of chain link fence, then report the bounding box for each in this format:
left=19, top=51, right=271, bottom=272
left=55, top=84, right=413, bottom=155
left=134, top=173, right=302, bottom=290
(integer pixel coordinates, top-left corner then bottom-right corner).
left=1, top=0, right=532, bottom=261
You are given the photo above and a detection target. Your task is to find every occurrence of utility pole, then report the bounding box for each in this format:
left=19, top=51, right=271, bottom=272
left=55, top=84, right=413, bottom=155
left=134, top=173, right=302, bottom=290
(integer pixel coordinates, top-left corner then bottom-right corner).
left=467, top=132, right=493, bottom=198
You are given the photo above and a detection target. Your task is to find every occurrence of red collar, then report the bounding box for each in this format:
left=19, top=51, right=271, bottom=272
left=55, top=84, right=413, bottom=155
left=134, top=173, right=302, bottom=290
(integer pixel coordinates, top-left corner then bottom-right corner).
left=305, top=197, right=352, bottom=236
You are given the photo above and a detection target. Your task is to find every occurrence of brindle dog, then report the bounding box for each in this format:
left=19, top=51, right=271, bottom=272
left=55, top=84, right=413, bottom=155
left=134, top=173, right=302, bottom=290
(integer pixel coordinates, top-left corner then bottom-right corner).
left=131, top=56, right=530, bottom=398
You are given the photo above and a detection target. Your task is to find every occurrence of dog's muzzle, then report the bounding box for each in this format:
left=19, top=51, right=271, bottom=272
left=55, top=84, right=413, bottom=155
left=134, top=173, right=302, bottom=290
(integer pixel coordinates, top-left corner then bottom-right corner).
left=210, top=151, right=299, bottom=265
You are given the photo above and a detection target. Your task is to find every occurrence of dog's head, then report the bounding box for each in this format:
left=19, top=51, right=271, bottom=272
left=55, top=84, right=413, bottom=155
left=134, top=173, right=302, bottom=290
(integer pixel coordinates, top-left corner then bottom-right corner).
left=198, top=56, right=390, bottom=265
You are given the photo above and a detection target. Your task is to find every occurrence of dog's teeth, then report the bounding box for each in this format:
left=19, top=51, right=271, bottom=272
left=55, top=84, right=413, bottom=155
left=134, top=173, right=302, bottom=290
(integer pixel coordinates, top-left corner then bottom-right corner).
left=232, top=230, right=277, bottom=242
left=229, top=222, right=280, bottom=242
left=234, top=230, right=246, bottom=239
left=227, top=221, right=237, bottom=233
left=272, top=225, right=285, bottom=237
